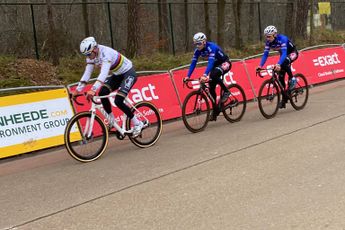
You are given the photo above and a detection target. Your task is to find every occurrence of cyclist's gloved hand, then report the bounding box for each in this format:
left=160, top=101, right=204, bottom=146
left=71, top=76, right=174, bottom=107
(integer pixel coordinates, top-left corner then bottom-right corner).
left=256, top=66, right=262, bottom=72
left=200, top=75, right=208, bottom=83
left=86, top=90, right=96, bottom=102
left=274, top=64, right=281, bottom=71
left=183, top=76, right=189, bottom=83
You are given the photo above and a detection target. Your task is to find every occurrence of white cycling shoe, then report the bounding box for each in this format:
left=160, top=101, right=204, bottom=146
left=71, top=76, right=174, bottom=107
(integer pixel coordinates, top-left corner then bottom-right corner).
left=132, top=121, right=144, bottom=137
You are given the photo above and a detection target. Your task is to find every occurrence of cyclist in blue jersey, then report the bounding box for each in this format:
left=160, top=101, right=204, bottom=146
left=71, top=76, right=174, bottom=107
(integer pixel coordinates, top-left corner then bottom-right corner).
left=257, top=25, right=299, bottom=108
left=184, top=32, right=232, bottom=121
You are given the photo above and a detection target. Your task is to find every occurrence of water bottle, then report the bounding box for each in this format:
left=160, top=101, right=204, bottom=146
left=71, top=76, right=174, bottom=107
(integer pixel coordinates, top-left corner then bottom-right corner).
left=289, top=77, right=296, bottom=90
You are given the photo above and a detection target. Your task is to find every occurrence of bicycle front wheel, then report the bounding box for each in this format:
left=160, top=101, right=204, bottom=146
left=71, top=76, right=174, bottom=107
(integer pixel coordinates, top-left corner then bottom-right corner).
left=289, top=73, right=309, bottom=110
left=64, top=112, right=109, bottom=162
left=222, top=84, right=247, bottom=122
left=182, top=91, right=210, bottom=133
left=126, top=101, right=162, bottom=148
left=258, top=79, right=280, bottom=119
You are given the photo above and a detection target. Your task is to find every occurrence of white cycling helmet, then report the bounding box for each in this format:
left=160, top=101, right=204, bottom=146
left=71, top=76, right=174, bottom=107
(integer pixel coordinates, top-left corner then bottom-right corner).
left=193, top=32, right=207, bottom=43
left=80, top=36, right=97, bottom=55
left=264, top=25, right=277, bottom=35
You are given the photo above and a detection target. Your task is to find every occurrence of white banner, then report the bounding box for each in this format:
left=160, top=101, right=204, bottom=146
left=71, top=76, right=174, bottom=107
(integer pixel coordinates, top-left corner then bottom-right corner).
left=0, top=89, right=75, bottom=158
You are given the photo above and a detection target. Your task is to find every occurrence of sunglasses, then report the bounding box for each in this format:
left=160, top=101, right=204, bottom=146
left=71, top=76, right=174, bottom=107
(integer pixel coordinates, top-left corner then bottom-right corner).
left=194, top=42, right=204, bottom=47
left=266, top=35, right=274, bottom=39
left=85, top=50, right=95, bottom=57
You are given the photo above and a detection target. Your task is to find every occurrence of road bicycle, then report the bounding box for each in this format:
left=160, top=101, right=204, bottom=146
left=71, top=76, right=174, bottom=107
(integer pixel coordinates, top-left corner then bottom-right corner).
left=64, top=92, right=162, bottom=162
left=256, top=68, right=309, bottom=119
left=182, top=77, right=246, bottom=133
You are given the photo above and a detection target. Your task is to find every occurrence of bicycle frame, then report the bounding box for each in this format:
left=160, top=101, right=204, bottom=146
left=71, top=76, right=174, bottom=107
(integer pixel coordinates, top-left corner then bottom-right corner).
left=81, top=92, right=149, bottom=138
left=185, top=79, right=220, bottom=105
left=258, top=68, right=288, bottom=98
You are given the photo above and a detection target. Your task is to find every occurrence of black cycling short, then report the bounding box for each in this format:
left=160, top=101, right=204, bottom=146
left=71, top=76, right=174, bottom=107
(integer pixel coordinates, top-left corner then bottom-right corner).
left=103, top=68, right=137, bottom=97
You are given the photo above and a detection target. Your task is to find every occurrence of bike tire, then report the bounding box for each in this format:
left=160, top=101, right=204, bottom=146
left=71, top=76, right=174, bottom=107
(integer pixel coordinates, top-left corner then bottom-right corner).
left=182, top=91, right=210, bottom=133
left=222, top=84, right=247, bottom=123
left=127, top=101, right=163, bottom=148
left=289, top=73, right=309, bottom=110
left=258, top=79, right=280, bottom=119
left=64, top=112, right=109, bottom=162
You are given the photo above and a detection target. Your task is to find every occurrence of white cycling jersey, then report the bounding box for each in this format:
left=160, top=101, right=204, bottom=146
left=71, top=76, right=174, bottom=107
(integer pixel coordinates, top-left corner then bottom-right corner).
left=77, top=44, right=133, bottom=92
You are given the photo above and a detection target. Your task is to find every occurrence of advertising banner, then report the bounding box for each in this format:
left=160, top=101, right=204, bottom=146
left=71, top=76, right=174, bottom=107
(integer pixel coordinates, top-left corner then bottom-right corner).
left=293, top=47, right=345, bottom=85
left=244, top=47, right=345, bottom=92
left=71, top=73, right=181, bottom=122
left=0, top=89, right=75, bottom=158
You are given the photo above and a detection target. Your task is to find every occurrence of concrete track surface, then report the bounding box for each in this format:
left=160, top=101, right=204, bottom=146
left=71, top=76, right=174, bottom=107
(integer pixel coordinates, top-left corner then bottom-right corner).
left=1, top=80, right=345, bottom=230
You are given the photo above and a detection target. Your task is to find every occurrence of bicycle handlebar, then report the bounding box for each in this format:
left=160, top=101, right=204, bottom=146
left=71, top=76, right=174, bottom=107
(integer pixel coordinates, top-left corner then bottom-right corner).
left=256, top=67, right=275, bottom=78
left=70, top=92, right=102, bottom=106
left=183, top=77, right=210, bottom=89
left=70, top=93, right=84, bottom=106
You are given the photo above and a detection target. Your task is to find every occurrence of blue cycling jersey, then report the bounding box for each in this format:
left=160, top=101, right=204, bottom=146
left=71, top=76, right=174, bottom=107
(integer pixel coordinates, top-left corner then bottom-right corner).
left=260, top=34, right=297, bottom=66
left=187, top=41, right=229, bottom=77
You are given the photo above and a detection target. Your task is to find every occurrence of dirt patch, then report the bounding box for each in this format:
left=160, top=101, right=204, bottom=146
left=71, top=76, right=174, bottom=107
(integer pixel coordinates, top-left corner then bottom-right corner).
left=13, top=59, right=62, bottom=85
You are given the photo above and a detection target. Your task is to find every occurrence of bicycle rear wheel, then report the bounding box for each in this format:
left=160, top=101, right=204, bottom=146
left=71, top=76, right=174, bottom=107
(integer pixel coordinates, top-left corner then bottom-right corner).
left=127, top=101, right=162, bottom=148
left=222, top=84, right=247, bottom=122
left=182, top=91, right=210, bottom=133
left=258, top=79, right=280, bottom=119
left=64, top=112, right=109, bottom=162
left=289, top=73, right=309, bottom=110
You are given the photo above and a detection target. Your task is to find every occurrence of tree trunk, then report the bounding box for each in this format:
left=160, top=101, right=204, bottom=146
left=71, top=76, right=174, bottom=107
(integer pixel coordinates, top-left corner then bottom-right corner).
left=184, top=0, right=189, bottom=52
left=127, top=0, right=140, bottom=58
left=248, top=0, right=255, bottom=42
left=293, top=0, right=309, bottom=40
left=204, top=0, right=211, bottom=40
left=46, top=0, right=59, bottom=65
left=82, top=0, right=89, bottom=37
left=309, top=0, right=314, bottom=45
left=158, top=0, right=169, bottom=53
left=232, top=0, right=243, bottom=49
left=284, top=2, right=294, bottom=39
left=217, top=0, right=225, bottom=46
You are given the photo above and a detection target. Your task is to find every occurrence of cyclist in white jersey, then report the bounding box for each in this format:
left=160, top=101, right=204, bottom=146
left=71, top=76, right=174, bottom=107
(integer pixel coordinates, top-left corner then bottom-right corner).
left=73, top=37, right=143, bottom=137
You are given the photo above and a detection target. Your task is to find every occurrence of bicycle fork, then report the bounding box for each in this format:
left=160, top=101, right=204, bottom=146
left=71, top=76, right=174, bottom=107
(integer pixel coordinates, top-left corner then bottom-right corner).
left=84, top=111, right=96, bottom=139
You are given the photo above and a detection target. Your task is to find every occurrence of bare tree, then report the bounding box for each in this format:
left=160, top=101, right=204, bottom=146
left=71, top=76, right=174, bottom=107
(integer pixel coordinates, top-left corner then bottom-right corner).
left=292, top=0, right=309, bottom=40
left=309, top=0, right=314, bottom=45
left=248, top=0, right=255, bottom=42
left=184, top=0, right=189, bottom=52
left=158, top=0, right=169, bottom=53
left=232, top=0, right=243, bottom=49
left=217, top=0, right=225, bottom=47
left=46, top=0, right=59, bottom=65
left=285, top=1, right=294, bottom=38
left=204, top=0, right=211, bottom=40
left=82, top=0, right=89, bottom=37
left=127, top=0, right=140, bottom=58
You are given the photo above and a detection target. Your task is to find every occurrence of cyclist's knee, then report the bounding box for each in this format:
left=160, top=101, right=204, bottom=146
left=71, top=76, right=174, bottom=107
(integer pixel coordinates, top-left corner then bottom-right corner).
left=99, top=85, right=111, bottom=96
left=209, top=68, right=222, bottom=80
left=114, top=94, right=124, bottom=106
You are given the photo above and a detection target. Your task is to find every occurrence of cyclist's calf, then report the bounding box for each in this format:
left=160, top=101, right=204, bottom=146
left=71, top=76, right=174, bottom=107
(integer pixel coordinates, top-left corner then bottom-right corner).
left=115, top=94, right=133, bottom=119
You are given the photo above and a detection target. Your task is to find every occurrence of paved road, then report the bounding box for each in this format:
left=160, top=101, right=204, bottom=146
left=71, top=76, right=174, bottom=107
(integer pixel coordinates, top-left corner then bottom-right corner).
left=1, top=80, right=345, bottom=230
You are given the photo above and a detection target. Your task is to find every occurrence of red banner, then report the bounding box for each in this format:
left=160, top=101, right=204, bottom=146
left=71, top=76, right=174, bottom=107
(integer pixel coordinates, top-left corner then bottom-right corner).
left=293, top=46, right=345, bottom=85
left=71, top=73, right=181, bottom=122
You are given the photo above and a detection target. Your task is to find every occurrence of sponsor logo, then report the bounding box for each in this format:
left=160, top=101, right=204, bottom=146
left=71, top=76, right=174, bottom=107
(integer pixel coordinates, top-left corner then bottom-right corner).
left=0, top=110, right=49, bottom=126
left=313, top=53, right=341, bottom=67
left=109, top=83, right=159, bottom=107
